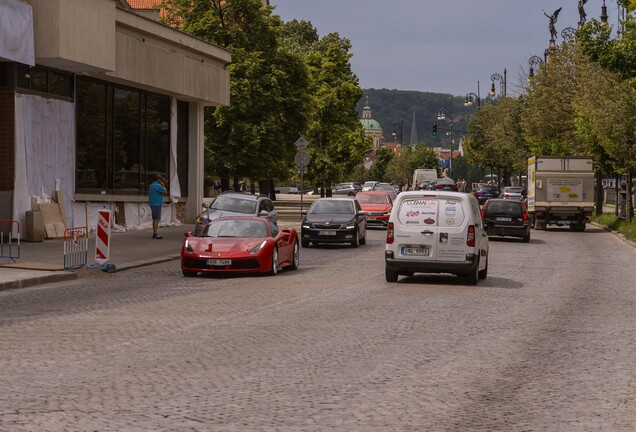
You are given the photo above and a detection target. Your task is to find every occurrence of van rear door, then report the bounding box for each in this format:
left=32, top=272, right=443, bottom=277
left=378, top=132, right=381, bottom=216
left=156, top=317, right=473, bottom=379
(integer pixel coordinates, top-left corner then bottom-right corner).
left=394, top=194, right=470, bottom=262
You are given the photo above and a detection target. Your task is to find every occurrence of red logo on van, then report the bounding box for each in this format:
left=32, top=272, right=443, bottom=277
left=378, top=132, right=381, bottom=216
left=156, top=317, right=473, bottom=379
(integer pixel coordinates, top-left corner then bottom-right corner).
left=424, top=218, right=435, bottom=225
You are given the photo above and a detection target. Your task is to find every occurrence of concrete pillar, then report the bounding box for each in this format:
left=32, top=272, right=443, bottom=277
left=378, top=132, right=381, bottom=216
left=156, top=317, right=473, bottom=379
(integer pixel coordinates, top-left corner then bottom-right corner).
left=185, top=101, right=205, bottom=223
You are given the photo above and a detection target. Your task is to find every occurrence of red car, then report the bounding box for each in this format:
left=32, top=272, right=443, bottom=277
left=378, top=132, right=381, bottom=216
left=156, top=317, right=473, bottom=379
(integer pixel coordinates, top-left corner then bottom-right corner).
left=181, top=216, right=299, bottom=277
left=356, top=190, right=394, bottom=228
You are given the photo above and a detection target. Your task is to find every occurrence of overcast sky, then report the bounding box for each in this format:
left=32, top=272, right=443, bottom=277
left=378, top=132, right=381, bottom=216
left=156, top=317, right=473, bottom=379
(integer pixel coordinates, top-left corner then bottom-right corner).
left=271, top=0, right=622, bottom=97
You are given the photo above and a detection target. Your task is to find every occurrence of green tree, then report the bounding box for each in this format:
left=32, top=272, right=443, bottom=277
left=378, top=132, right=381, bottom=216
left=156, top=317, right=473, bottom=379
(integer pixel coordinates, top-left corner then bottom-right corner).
left=385, top=144, right=438, bottom=188
left=367, top=147, right=394, bottom=181
left=162, top=0, right=311, bottom=194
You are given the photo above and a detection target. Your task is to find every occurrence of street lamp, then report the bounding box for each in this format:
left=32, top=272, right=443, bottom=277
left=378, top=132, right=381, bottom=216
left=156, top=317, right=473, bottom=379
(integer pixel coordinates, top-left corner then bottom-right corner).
left=437, top=97, right=454, bottom=177
left=490, top=69, right=507, bottom=98
left=528, top=55, right=543, bottom=79
left=464, top=93, right=481, bottom=108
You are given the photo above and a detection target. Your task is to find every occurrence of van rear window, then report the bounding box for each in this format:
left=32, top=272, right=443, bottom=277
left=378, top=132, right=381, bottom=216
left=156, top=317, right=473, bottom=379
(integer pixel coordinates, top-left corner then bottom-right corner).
left=397, top=198, right=465, bottom=227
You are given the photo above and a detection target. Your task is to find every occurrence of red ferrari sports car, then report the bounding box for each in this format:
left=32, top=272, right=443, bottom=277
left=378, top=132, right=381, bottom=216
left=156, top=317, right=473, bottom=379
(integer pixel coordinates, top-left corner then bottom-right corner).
left=181, top=216, right=299, bottom=277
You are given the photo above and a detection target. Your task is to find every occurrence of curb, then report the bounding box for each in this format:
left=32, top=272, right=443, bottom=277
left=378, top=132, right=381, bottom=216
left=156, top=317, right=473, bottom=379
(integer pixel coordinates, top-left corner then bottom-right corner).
left=0, top=271, right=78, bottom=292
left=591, top=222, right=636, bottom=249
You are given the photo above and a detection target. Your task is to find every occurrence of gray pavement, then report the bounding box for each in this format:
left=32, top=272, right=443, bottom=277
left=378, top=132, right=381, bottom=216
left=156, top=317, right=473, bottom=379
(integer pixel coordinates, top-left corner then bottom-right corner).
left=0, top=194, right=314, bottom=291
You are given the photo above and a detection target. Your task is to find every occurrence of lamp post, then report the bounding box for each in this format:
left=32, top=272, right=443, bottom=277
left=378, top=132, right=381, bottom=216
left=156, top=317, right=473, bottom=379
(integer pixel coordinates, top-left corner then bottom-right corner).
left=392, top=119, right=404, bottom=146
left=437, top=97, right=454, bottom=177
left=528, top=55, right=543, bottom=79
left=490, top=69, right=507, bottom=98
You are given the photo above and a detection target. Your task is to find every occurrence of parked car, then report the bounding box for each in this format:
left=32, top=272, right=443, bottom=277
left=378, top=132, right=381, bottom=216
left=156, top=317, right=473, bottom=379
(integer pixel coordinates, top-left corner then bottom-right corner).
left=362, top=181, right=379, bottom=191
left=182, top=216, right=299, bottom=277
left=333, top=182, right=362, bottom=196
left=474, top=184, right=499, bottom=204
left=356, top=191, right=394, bottom=228
left=195, top=192, right=277, bottom=236
left=482, top=198, right=530, bottom=242
left=500, top=186, right=526, bottom=200
left=301, top=197, right=367, bottom=247
left=385, top=191, right=489, bottom=285
left=425, top=177, right=459, bottom=191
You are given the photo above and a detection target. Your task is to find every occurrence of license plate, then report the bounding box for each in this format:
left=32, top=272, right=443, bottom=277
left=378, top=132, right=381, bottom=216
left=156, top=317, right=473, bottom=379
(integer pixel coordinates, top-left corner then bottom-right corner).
left=401, top=246, right=429, bottom=256
left=207, top=259, right=231, bottom=266
left=496, top=217, right=512, bottom=222
left=319, top=230, right=337, bottom=236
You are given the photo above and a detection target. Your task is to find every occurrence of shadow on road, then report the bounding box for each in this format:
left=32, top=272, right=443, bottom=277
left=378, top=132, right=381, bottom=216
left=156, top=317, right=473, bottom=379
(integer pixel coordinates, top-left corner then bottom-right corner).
left=398, top=274, right=525, bottom=289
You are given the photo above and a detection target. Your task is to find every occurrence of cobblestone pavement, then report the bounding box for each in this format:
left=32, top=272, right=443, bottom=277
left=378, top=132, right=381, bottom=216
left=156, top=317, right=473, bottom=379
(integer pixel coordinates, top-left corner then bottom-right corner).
left=1, top=226, right=636, bottom=431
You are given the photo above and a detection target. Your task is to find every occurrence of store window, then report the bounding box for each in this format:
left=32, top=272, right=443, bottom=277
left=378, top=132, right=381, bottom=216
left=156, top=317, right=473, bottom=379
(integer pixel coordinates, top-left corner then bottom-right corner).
left=16, top=64, right=73, bottom=99
left=76, top=77, right=171, bottom=195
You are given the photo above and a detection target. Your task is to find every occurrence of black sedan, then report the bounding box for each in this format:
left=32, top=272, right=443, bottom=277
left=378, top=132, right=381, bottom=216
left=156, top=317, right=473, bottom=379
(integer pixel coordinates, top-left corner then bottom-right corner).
left=301, top=198, right=367, bottom=247
left=482, top=198, right=530, bottom=242
left=426, top=177, right=459, bottom=191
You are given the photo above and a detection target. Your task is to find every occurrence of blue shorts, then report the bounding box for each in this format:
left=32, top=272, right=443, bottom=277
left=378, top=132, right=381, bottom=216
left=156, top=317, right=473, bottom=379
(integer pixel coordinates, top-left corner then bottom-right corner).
left=150, top=206, right=162, bottom=221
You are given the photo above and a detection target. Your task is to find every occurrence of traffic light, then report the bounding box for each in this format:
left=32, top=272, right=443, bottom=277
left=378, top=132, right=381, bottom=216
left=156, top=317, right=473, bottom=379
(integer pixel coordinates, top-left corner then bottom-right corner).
left=432, top=123, right=438, bottom=137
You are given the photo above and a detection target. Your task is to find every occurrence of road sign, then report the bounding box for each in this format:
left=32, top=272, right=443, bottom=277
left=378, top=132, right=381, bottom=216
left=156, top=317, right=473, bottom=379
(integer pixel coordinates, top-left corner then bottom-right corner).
left=295, top=136, right=309, bottom=150
left=294, top=150, right=310, bottom=168
left=95, top=210, right=111, bottom=264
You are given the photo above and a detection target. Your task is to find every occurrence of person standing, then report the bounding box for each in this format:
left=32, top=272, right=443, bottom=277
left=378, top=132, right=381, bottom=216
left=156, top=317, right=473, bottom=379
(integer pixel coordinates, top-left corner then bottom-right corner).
left=148, top=174, right=167, bottom=239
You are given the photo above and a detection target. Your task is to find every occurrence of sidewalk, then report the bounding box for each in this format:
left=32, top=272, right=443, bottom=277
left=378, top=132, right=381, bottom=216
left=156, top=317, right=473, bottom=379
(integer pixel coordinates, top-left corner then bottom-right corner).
left=0, top=194, right=314, bottom=291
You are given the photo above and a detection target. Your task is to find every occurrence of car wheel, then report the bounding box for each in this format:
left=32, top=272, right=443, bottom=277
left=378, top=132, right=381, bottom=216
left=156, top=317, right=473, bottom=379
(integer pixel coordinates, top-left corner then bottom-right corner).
left=522, top=233, right=531, bottom=243
left=351, top=229, right=359, bottom=248
left=289, top=240, right=300, bottom=270
left=301, top=238, right=310, bottom=248
left=268, top=246, right=279, bottom=276
left=464, top=258, right=479, bottom=285
left=385, top=266, right=398, bottom=282
left=359, top=231, right=367, bottom=245
left=478, top=256, right=488, bottom=279
left=182, top=271, right=197, bottom=277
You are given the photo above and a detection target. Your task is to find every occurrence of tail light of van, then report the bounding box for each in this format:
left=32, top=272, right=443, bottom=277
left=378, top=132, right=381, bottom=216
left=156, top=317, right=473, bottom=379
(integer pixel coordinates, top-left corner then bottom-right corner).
left=522, top=202, right=529, bottom=221
left=467, top=225, right=475, bottom=247
left=387, top=222, right=395, bottom=244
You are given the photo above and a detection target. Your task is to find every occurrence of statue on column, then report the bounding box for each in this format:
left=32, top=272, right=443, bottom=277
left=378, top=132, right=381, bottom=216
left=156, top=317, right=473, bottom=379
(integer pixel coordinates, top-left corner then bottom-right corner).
left=578, top=0, right=588, bottom=27
left=543, top=7, right=562, bottom=41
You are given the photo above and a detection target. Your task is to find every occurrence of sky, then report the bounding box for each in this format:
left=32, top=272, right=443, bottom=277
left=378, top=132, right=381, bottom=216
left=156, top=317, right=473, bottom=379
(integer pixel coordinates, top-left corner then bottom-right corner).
left=271, top=0, right=623, bottom=98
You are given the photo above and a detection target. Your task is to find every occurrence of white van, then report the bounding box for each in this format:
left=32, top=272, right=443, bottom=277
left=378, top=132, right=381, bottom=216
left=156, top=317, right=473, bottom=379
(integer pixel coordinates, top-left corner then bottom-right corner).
left=385, top=191, right=489, bottom=284
left=412, top=169, right=438, bottom=190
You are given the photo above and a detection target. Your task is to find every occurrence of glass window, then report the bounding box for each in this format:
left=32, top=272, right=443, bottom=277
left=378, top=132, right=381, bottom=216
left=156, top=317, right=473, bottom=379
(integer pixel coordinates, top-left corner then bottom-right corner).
left=113, top=88, right=140, bottom=191
left=76, top=80, right=108, bottom=190
left=145, top=94, right=170, bottom=189
left=29, top=67, right=47, bottom=93
left=0, top=63, right=8, bottom=88
left=397, top=198, right=438, bottom=226
left=269, top=221, right=280, bottom=237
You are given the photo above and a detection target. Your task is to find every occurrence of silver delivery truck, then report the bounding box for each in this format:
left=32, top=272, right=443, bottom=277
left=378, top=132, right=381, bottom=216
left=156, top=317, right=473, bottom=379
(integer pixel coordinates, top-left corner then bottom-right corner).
left=527, top=156, right=595, bottom=231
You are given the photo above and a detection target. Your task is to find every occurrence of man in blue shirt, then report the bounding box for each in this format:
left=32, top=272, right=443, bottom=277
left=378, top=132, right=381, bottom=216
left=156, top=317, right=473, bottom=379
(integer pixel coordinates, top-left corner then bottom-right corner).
left=148, top=174, right=167, bottom=239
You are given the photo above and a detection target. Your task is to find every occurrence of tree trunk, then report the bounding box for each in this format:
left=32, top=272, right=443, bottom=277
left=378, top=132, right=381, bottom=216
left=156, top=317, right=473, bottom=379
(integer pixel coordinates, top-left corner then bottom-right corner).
left=595, top=170, right=603, bottom=216
left=250, top=178, right=256, bottom=195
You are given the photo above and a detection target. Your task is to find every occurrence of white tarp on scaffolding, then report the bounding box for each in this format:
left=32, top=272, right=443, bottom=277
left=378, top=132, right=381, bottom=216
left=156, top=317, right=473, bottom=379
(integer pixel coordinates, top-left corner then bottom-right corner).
left=13, top=93, right=75, bottom=236
left=0, top=0, right=35, bottom=65
left=72, top=202, right=181, bottom=233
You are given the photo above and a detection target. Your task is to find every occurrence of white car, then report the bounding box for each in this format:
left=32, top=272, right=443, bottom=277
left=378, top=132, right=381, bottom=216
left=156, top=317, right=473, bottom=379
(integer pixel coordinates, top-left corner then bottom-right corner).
left=362, top=181, right=378, bottom=191
left=384, top=191, right=489, bottom=285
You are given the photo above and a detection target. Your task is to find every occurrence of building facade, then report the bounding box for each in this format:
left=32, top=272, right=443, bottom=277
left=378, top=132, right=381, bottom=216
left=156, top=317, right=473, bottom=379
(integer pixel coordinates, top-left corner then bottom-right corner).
left=0, top=0, right=231, bottom=235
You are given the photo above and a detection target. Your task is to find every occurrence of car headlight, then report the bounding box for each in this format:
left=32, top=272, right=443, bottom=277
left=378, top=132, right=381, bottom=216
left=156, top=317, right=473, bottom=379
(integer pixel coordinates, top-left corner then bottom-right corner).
left=302, top=224, right=310, bottom=229
left=184, top=239, right=194, bottom=253
left=249, top=240, right=267, bottom=254
left=346, top=221, right=356, bottom=230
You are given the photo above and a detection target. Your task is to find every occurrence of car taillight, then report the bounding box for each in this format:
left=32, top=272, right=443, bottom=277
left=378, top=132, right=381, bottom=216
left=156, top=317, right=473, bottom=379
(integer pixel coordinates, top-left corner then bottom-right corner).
left=523, top=212, right=529, bottom=221
left=535, top=211, right=543, bottom=217
left=467, top=225, right=475, bottom=247
left=584, top=212, right=593, bottom=217
left=435, top=184, right=442, bottom=189
left=387, top=222, right=394, bottom=244
left=502, top=193, right=509, bottom=198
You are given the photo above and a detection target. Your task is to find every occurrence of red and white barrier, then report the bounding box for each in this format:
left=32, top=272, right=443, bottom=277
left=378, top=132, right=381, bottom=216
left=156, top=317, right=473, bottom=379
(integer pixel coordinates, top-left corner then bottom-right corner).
left=95, top=210, right=111, bottom=264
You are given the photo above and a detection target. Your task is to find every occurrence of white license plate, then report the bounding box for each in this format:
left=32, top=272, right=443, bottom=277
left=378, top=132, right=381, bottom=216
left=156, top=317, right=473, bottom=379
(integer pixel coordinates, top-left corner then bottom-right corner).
left=207, top=259, right=231, bottom=266
left=496, top=217, right=512, bottom=222
left=319, top=230, right=337, bottom=236
left=401, top=246, right=429, bottom=256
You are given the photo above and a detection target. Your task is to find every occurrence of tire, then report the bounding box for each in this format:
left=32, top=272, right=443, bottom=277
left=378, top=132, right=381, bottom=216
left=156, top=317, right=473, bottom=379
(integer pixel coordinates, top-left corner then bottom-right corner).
left=182, top=271, right=197, bottom=277
left=385, top=266, right=398, bottom=282
left=268, top=246, right=279, bottom=276
left=289, top=240, right=299, bottom=270
left=351, top=229, right=360, bottom=248
left=534, top=218, right=546, bottom=230
left=301, top=238, right=310, bottom=248
left=464, top=258, right=479, bottom=285
left=478, top=256, right=488, bottom=279
left=522, top=233, right=530, bottom=243
left=575, top=222, right=586, bottom=232
left=359, top=231, right=367, bottom=245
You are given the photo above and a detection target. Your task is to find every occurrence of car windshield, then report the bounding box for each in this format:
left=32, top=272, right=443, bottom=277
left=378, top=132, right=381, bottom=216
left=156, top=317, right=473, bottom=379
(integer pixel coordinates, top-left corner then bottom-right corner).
left=356, top=194, right=390, bottom=204
left=485, top=201, right=523, bottom=217
left=203, top=219, right=268, bottom=238
left=503, top=187, right=524, bottom=194
left=374, top=183, right=393, bottom=190
left=310, top=200, right=354, bottom=215
left=363, top=182, right=376, bottom=188
left=209, top=196, right=257, bottom=214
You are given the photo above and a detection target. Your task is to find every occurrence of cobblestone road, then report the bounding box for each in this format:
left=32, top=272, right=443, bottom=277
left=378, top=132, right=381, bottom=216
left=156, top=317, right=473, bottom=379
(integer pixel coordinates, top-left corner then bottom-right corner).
left=1, top=226, right=636, bottom=431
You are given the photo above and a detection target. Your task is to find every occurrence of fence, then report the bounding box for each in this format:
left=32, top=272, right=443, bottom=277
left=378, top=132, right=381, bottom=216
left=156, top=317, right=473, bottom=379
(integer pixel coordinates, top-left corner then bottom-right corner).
left=0, top=220, right=20, bottom=263
left=64, top=227, right=88, bottom=269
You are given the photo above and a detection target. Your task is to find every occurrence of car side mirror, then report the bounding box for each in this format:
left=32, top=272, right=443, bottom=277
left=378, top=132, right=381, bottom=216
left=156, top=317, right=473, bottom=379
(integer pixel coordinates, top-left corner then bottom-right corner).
left=259, top=210, right=268, bottom=217
left=358, top=211, right=366, bottom=216
left=184, top=231, right=193, bottom=237
left=202, top=203, right=208, bottom=209
left=301, top=210, right=308, bottom=216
